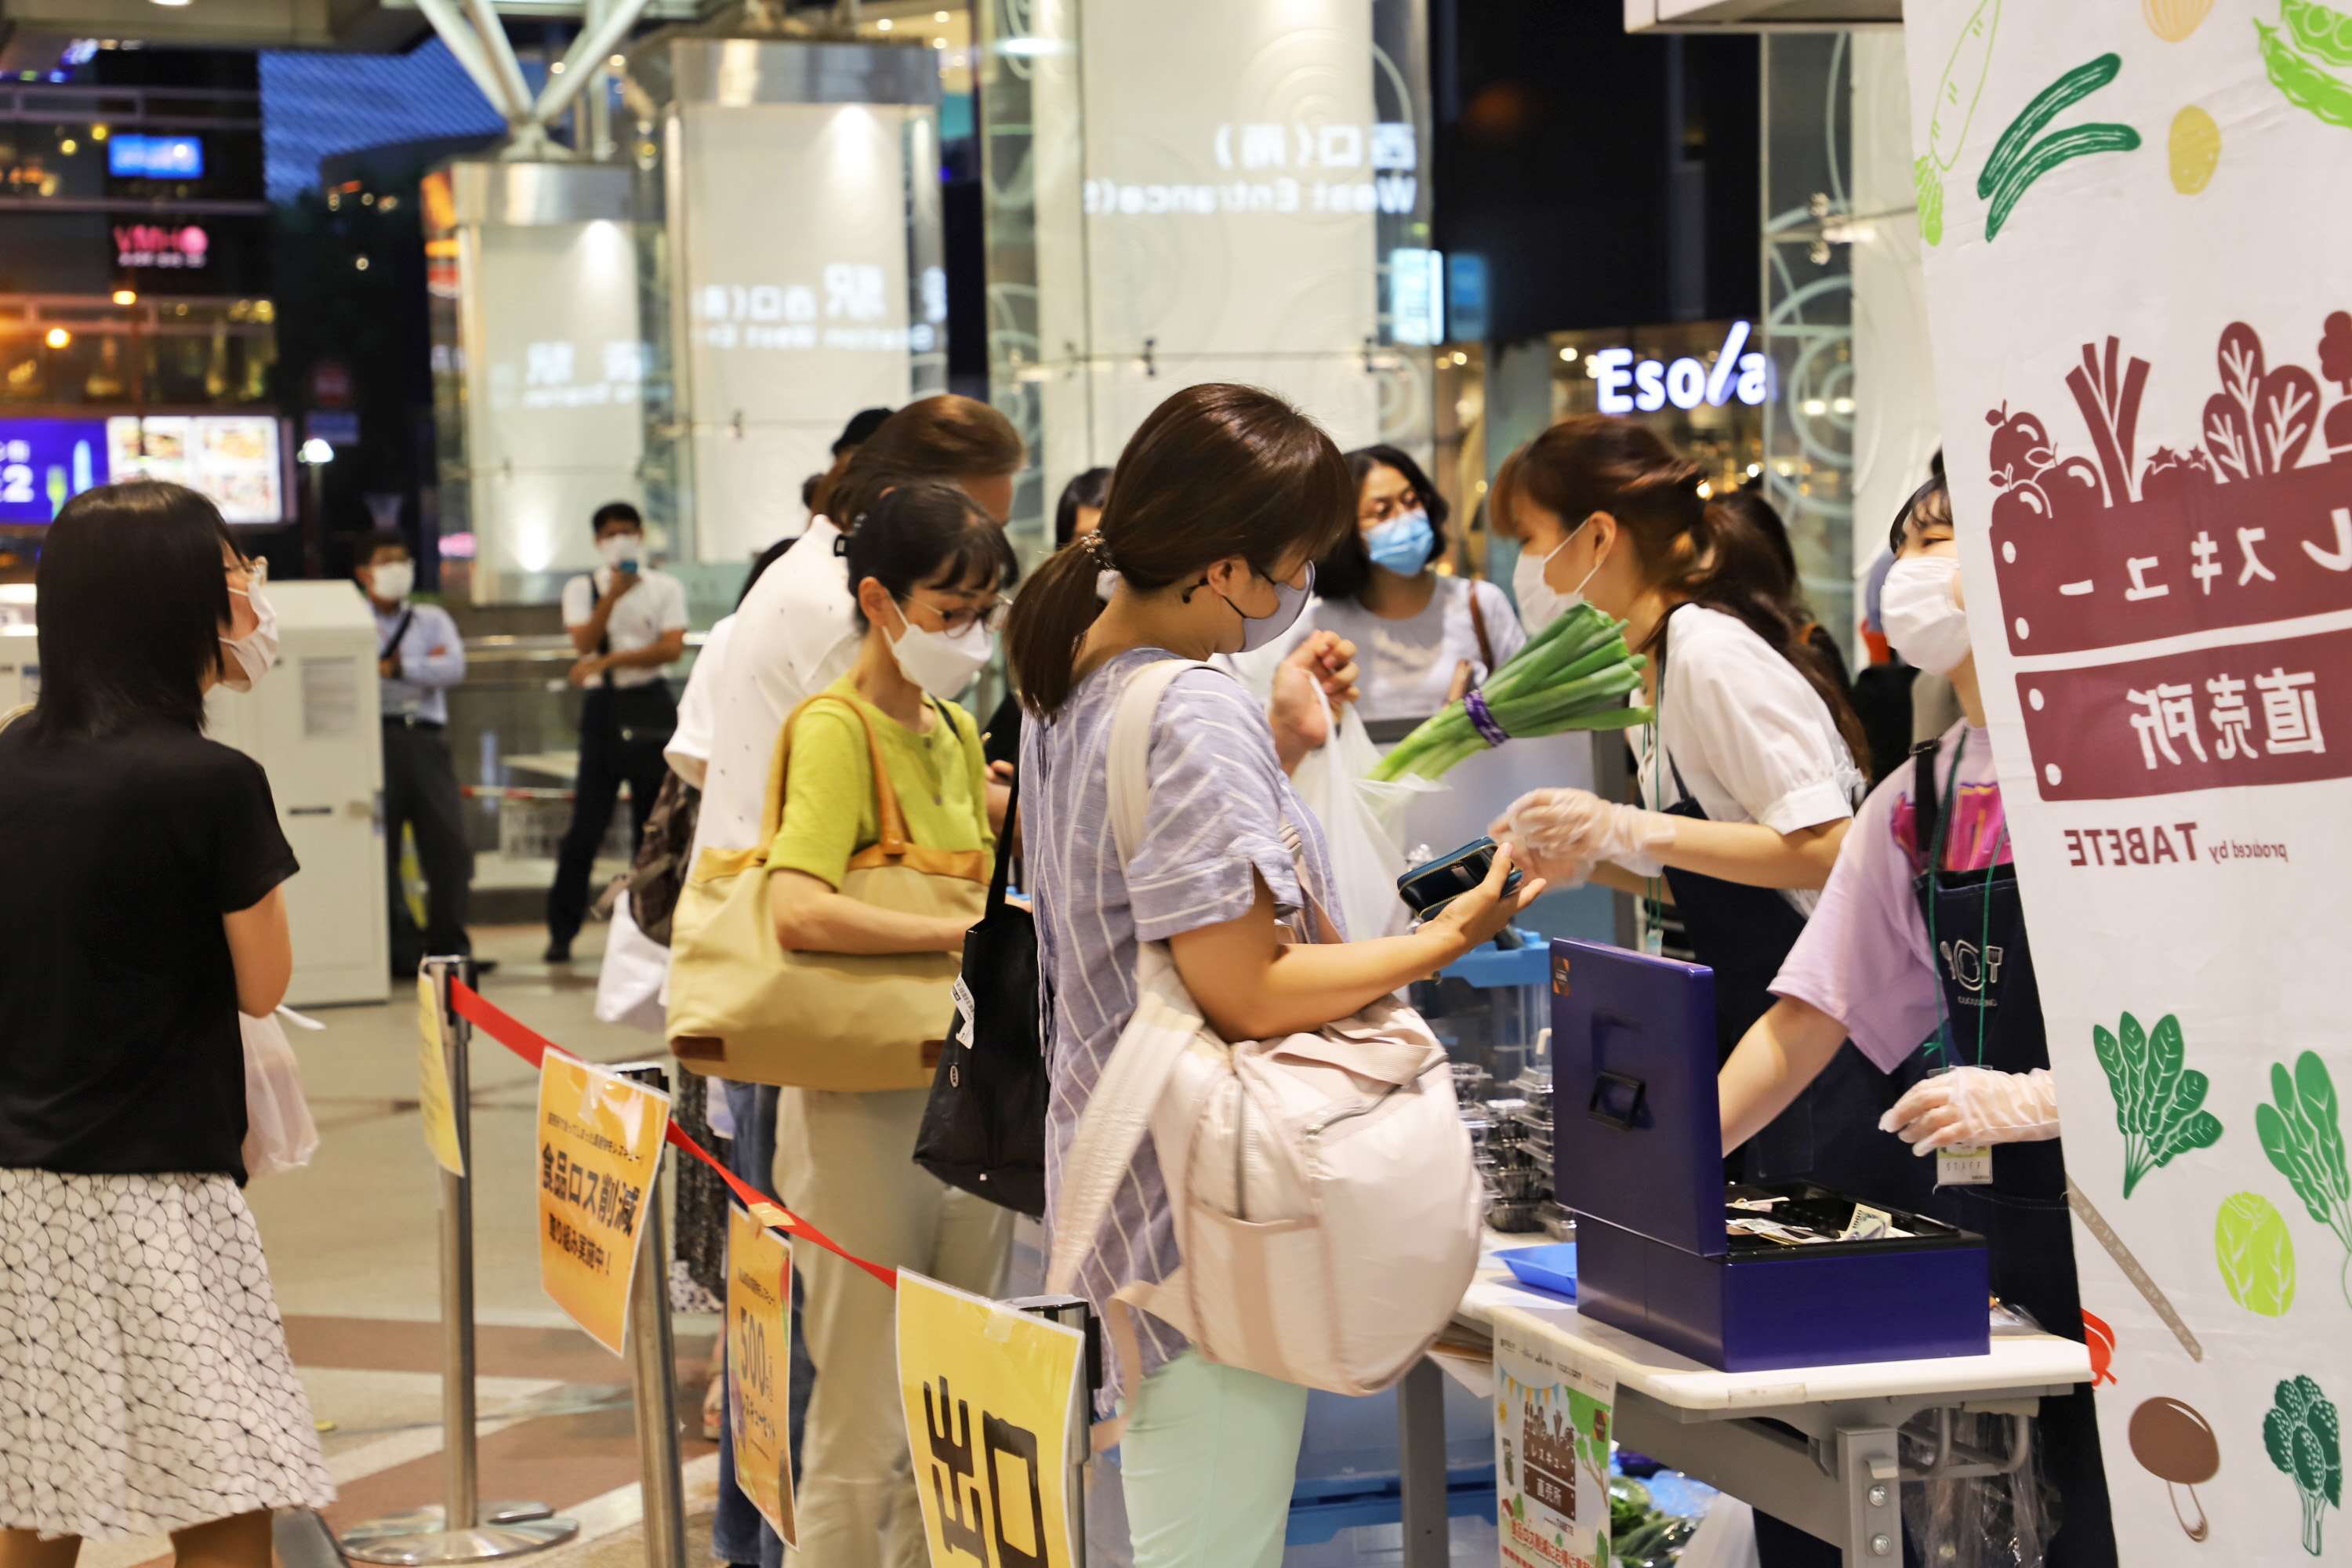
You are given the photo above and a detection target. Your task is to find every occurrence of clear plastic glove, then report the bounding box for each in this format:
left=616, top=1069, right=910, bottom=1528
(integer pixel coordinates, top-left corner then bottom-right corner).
left=1491, top=788, right=1676, bottom=879
left=1878, top=1066, right=2060, bottom=1154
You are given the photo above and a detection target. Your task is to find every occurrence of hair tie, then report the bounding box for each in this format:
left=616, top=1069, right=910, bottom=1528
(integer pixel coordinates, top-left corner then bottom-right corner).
left=1080, top=531, right=1116, bottom=571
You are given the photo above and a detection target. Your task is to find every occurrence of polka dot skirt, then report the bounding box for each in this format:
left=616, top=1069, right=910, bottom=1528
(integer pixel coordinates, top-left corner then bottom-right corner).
left=0, top=1168, right=334, bottom=1540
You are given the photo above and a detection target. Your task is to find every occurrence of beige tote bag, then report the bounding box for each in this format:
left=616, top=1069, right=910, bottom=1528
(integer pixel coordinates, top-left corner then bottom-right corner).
left=667, top=694, right=987, bottom=1091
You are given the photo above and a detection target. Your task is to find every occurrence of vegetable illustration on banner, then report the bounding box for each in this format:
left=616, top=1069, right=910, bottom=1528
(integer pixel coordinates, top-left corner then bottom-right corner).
left=894, top=1272, right=1083, bottom=1568
left=2256, top=1052, right=2352, bottom=1308
left=1976, top=55, right=2140, bottom=241
left=2129, top=1396, right=2220, bottom=1541
left=2263, top=0, right=2352, bottom=130
left=2215, top=1192, right=2299, bottom=1316
left=727, top=1204, right=796, bottom=1546
left=2263, top=1375, right=2342, bottom=1555
left=535, top=1051, right=668, bottom=1355
left=1494, top=1316, right=1616, bottom=1568
left=2091, top=1011, right=2222, bottom=1197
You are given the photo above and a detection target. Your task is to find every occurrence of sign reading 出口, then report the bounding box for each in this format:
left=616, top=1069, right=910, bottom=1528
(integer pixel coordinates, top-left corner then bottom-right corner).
left=535, top=1051, right=668, bottom=1355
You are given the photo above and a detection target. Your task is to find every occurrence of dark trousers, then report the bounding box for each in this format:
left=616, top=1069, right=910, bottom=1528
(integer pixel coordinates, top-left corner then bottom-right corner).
left=383, top=719, right=474, bottom=975
left=547, top=684, right=673, bottom=946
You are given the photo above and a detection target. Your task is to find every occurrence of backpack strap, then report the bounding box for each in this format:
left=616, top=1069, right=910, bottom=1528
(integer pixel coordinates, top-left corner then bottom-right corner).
left=1908, top=735, right=1945, bottom=874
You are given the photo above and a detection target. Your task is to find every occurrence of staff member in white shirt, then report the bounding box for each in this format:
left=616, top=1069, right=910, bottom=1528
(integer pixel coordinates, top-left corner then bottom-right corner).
left=358, top=526, right=474, bottom=978
left=546, top=501, right=689, bottom=963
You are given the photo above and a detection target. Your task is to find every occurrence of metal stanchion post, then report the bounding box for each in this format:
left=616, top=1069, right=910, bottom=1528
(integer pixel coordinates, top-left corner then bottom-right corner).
left=615, top=1061, right=688, bottom=1568
left=343, top=958, right=580, bottom=1566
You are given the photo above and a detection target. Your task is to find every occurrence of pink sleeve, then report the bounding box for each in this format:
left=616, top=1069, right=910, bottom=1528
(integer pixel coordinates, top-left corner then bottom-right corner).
left=1769, top=779, right=1945, bottom=1073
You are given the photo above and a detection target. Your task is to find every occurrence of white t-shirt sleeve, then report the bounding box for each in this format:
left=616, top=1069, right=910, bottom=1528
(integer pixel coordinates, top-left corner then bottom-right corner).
left=1673, top=615, right=1857, bottom=833
left=653, top=572, right=691, bottom=632
left=666, top=614, right=736, bottom=784
left=560, top=575, right=595, bottom=629
left=1471, top=579, right=1527, bottom=670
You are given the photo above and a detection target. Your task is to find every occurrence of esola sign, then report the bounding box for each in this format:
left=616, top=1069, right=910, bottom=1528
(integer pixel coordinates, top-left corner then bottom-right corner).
left=1591, top=321, right=1769, bottom=413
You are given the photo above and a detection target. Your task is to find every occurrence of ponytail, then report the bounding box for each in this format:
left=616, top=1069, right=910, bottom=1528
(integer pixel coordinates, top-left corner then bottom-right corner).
left=1008, top=383, right=1352, bottom=717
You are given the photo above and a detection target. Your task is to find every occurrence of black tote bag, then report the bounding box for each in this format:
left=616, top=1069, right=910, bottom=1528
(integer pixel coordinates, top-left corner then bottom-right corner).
left=913, top=778, right=1047, bottom=1217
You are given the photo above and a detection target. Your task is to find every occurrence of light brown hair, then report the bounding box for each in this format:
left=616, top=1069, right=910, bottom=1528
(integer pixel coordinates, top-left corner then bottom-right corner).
left=813, top=394, right=1026, bottom=528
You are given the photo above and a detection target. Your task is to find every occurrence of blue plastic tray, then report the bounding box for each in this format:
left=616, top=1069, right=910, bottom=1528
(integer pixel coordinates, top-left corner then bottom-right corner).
left=1499, top=1243, right=1578, bottom=1300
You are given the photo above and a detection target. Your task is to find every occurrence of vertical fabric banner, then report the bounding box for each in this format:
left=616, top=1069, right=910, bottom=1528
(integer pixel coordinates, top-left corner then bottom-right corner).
left=1494, top=1311, right=1617, bottom=1568
left=414, top=973, right=464, bottom=1177
left=727, top=1204, right=797, bottom=1547
left=535, top=1050, right=670, bottom=1355
left=1903, top=4, right=2352, bottom=1563
left=895, top=1272, right=1084, bottom=1568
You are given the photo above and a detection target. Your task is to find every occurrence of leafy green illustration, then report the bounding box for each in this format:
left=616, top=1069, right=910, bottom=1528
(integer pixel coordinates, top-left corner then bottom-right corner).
left=2258, top=1052, right=2352, bottom=1307
left=2285, top=0, right=2352, bottom=66
left=2259, top=16, right=2352, bottom=129
left=1917, top=0, right=1998, bottom=245
left=2217, top=1192, right=2299, bottom=1316
left=1976, top=55, right=2141, bottom=241
left=2264, top=1374, right=2342, bottom=1555
left=1915, top=158, right=1946, bottom=245
left=2092, top=1011, right=2225, bottom=1196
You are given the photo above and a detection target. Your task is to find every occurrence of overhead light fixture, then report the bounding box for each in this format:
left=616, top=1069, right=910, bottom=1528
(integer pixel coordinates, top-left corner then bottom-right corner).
left=91, top=124, right=108, bottom=140
left=935, top=8, right=950, bottom=18
left=996, top=35, right=1052, bottom=53
left=550, top=60, right=565, bottom=73
left=44, top=328, right=71, bottom=348
left=111, top=289, right=136, bottom=306
left=298, top=438, right=334, bottom=464
left=877, top=16, right=893, bottom=28
left=610, top=53, right=626, bottom=68
left=151, top=0, right=192, bottom=7
left=59, top=138, right=76, bottom=154
left=354, top=256, right=370, bottom=270
left=934, top=36, right=947, bottom=47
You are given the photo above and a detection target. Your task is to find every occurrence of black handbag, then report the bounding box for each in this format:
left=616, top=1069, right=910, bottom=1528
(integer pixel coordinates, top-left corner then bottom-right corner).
left=913, top=778, right=1047, bottom=1217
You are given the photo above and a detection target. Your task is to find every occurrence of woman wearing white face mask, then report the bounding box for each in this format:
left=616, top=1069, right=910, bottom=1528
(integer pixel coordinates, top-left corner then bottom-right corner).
left=759, top=480, right=1017, bottom=1568
left=1, top=483, right=331, bottom=1568
left=1719, top=475, right=2116, bottom=1568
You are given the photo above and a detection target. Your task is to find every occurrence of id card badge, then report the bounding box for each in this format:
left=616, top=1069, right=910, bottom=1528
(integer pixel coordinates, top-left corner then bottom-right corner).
left=1937, top=1145, right=1994, bottom=1186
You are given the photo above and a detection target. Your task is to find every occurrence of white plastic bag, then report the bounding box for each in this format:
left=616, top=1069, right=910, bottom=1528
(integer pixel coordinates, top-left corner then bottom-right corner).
left=1287, top=681, right=1414, bottom=938
left=241, top=1007, right=320, bottom=1180
left=594, top=888, right=672, bottom=1033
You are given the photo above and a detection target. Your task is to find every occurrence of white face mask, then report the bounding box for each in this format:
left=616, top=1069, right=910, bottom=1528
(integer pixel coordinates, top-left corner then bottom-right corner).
left=219, top=582, right=279, bottom=693
left=597, top=533, right=644, bottom=572
left=1510, top=517, right=1601, bottom=635
left=887, top=603, right=995, bottom=701
left=367, top=560, right=414, bottom=604
left=1882, top=555, right=1972, bottom=676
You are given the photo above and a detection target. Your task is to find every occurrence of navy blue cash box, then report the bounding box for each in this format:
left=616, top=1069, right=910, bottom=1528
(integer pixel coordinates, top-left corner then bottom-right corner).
left=1549, top=938, right=1988, bottom=1373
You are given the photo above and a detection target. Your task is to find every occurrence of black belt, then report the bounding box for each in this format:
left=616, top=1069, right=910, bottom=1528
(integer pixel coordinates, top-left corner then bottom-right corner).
left=384, top=714, right=444, bottom=731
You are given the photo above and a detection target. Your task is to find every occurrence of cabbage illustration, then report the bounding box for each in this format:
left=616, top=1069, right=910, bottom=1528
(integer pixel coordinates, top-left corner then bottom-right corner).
left=2216, top=1192, right=2298, bottom=1316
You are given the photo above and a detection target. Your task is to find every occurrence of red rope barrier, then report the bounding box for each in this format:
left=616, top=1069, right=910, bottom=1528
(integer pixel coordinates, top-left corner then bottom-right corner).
left=448, top=978, right=898, bottom=1290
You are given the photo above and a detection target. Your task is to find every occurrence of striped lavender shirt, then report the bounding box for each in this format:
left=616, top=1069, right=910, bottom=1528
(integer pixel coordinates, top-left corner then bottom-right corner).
left=1020, top=650, right=1344, bottom=1407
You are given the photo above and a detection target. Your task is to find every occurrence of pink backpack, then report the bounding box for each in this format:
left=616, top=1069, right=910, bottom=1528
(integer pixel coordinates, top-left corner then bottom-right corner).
left=1047, top=660, right=1483, bottom=1427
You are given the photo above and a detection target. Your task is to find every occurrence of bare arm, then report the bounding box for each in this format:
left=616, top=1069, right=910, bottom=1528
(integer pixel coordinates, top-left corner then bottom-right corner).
left=565, top=574, right=637, bottom=655
left=572, top=627, right=687, bottom=687
left=1168, top=849, right=1541, bottom=1042
left=224, top=885, right=292, bottom=1017
left=770, top=867, right=967, bottom=956
left=1719, top=995, right=1849, bottom=1153
left=1655, top=816, right=1849, bottom=891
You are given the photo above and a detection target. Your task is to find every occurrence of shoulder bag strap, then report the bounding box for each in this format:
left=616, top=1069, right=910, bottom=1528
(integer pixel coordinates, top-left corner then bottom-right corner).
left=0, top=702, right=27, bottom=735
left=380, top=607, right=416, bottom=662
left=756, top=692, right=892, bottom=850
left=1466, top=581, right=1494, bottom=673
left=1105, top=657, right=1196, bottom=864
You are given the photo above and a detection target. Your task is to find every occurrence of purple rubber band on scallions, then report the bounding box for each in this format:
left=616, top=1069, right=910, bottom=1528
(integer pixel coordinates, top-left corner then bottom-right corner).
left=1462, top=688, right=1510, bottom=749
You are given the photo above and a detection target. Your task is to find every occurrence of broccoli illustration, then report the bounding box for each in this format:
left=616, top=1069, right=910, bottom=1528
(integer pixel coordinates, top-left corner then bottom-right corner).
left=2264, top=1374, right=2343, bottom=1556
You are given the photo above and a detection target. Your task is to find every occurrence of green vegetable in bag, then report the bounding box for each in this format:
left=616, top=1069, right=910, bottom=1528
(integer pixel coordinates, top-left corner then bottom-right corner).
left=2263, top=1374, right=2342, bottom=1556
left=2257, top=1051, right=2352, bottom=1307
left=2092, top=1011, right=2223, bottom=1197
left=2216, top=1192, right=2298, bottom=1316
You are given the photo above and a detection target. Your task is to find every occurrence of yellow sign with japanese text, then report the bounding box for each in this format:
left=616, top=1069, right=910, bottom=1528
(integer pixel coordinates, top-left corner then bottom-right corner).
left=727, top=1203, right=797, bottom=1547
left=895, top=1271, right=1084, bottom=1568
left=414, top=973, right=464, bottom=1177
left=535, top=1050, right=669, bottom=1355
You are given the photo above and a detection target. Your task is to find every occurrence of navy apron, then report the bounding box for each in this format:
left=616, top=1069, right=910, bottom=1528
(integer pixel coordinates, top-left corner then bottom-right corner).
left=1910, top=734, right=2116, bottom=1568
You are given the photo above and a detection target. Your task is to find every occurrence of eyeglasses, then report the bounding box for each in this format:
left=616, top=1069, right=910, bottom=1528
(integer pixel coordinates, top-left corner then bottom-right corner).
left=227, top=556, right=267, bottom=586
left=903, top=594, right=1008, bottom=635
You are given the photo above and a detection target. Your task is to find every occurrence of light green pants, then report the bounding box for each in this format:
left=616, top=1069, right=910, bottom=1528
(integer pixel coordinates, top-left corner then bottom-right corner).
left=1120, top=1349, right=1309, bottom=1568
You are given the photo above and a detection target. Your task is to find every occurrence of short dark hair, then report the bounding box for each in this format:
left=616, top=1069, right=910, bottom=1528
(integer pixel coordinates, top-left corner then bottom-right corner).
left=24, top=481, right=238, bottom=742
left=1053, top=466, right=1111, bottom=548
left=1889, top=474, right=1953, bottom=556
left=1316, top=445, right=1452, bottom=604
left=357, top=527, right=410, bottom=568
left=591, top=500, right=642, bottom=533
left=833, top=406, right=895, bottom=456
left=844, top=480, right=1020, bottom=627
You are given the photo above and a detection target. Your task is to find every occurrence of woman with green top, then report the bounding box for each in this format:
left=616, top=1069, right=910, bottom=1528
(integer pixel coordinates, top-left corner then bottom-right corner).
left=762, top=481, right=1018, bottom=1568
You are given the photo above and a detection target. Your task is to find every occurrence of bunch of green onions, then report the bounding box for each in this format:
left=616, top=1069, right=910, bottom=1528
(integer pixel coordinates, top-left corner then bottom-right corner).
left=1367, top=602, right=1652, bottom=783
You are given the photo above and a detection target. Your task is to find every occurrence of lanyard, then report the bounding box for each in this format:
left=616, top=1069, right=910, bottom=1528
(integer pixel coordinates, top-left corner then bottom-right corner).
left=1922, top=734, right=2009, bottom=1068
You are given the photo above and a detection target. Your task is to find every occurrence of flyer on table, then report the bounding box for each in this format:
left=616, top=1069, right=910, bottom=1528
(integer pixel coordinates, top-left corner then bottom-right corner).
left=535, top=1050, right=669, bottom=1355
left=1902, top=3, right=2352, bottom=1562
left=727, top=1204, right=797, bottom=1546
left=1494, top=1314, right=1617, bottom=1568
left=895, top=1271, right=1085, bottom=1568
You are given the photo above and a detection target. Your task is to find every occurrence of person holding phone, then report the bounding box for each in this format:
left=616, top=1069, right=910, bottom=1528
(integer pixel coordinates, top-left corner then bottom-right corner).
left=546, top=501, right=690, bottom=963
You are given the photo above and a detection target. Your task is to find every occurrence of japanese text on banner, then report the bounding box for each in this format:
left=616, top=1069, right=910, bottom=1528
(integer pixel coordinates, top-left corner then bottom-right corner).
left=535, top=1051, right=667, bottom=1354
left=895, top=1271, right=1083, bottom=1568
left=1494, top=1314, right=1617, bottom=1568
left=414, top=974, right=464, bottom=1177
left=728, top=1203, right=797, bottom=1547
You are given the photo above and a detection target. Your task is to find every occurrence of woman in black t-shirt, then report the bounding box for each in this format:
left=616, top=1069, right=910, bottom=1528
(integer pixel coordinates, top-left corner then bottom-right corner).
left=0, top=483, right=332, bottom=1568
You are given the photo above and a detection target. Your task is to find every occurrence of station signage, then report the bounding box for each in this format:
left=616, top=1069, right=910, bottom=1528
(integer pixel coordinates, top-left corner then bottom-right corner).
left=1591, top=320, right=1768, bottom=414
left=1082, top=118, right=1419, bottom=219
left=114, top=223, right=209, bottom=270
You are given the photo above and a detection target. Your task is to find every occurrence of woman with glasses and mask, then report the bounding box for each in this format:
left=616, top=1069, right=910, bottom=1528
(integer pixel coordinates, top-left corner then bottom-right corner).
left=760, top=481, right=1018, bottom=1568
left=0, top=482, right=330, bottom=1568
